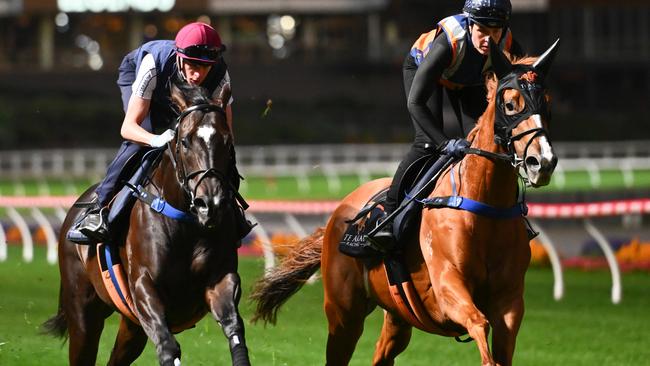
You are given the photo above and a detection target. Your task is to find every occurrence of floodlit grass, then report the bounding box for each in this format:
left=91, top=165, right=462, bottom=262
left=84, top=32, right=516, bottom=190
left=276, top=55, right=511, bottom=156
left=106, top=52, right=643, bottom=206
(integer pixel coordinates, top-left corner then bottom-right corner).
left=0, top=246, right=649, bottom=365
left=540, top=169, right=650, bottom=192
left=2, top=169, right=650, bottom=201
left=0, top=179, right=95, bottom=197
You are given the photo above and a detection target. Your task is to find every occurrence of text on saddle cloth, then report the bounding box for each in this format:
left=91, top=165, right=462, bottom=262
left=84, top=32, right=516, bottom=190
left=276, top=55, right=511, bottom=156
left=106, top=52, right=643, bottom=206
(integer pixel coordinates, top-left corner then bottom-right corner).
left=338, top=190, right=388, bottom=258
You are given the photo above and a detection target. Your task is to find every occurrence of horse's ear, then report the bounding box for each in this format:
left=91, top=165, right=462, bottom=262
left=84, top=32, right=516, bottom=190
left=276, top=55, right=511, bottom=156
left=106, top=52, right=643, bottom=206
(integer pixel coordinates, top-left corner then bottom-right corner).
left=489, top=39, right=511, bottom=80
left=533, top=38, right=560, bottom=79
left=213, top=83, right=231, bottom=109
left=170, top=82, right=189, bottom=111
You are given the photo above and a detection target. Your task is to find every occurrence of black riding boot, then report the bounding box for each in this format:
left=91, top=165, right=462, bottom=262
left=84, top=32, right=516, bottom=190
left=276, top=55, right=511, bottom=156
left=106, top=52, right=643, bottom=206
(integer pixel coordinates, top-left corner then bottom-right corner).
left=366, top=221, right=397, bottom=254
left=67, top=202, right=109, bottom=244
left=234, top=204, right=255, bottom=241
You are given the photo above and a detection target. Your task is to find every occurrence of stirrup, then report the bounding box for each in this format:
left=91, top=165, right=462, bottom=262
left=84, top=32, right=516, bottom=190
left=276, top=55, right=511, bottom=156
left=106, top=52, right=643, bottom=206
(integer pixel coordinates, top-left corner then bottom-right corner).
left=365, top=229, right=396, bottom=254
left=67, top=204, right=103, bottom=244
left=78, top=207, right=109, bottom=242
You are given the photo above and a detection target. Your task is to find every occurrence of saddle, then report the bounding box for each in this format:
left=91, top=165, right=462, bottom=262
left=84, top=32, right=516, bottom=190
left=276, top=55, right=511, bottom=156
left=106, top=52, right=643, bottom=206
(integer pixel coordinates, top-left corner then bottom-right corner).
left=339, top=151, right=444, bottom=259
left=338, top=189, right=388, bottom=258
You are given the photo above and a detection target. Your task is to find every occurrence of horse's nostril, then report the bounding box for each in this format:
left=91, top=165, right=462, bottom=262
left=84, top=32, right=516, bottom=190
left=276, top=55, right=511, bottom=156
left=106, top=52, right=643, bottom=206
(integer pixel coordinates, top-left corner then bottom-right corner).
left=192, top=197, right=210, bottom=214
left=525, top=156, right=541, bottom=171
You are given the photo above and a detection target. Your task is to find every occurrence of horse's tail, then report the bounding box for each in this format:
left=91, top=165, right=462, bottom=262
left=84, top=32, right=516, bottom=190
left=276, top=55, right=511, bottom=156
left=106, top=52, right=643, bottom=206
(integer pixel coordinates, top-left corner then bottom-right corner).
left=41, top=284, right=68, bottom=341
left=250, top=227, right=325, bottom=325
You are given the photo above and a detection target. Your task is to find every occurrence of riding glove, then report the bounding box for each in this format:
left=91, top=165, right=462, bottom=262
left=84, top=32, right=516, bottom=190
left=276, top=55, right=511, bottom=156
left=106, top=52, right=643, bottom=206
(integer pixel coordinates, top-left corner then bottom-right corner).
left=441, top=138, right=470, bottom=158
left=149, top=129, right=175, bottom=147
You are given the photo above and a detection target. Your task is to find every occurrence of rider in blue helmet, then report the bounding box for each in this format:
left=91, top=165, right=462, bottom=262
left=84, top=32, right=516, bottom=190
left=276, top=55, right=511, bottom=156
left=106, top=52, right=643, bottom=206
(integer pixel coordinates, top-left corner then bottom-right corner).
left=463, top=0, right=512, bottom=28
left=367, top=0, right=523, bottom=252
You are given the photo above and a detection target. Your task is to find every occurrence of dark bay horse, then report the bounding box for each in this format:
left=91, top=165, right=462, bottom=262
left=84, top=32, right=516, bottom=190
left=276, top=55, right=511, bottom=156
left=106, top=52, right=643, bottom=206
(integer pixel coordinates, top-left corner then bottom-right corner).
left=251, top=42, right=559, bottom=366
left=43, top=81, right=251, bottom=366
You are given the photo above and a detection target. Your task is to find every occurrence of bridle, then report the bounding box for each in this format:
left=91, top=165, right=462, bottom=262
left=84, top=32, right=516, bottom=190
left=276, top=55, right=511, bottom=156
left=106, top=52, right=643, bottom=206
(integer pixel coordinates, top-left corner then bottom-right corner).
left=462, top=66, right=551, bottom=177
left=166, top=103, right=233, bottom=212
left=493, top=65, right=551, bottom=169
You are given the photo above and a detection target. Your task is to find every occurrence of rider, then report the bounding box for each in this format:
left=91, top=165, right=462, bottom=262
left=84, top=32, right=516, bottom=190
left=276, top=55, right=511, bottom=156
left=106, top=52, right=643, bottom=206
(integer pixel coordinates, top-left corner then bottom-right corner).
left=367, top=0, right=523, bottom=251
left=68, top=22, right=252, bottom=244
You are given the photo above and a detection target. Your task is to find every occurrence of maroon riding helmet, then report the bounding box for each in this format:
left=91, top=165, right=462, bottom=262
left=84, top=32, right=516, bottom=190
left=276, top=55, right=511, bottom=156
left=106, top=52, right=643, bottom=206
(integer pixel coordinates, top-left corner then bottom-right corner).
left=175, top=22, right=225, bottom=64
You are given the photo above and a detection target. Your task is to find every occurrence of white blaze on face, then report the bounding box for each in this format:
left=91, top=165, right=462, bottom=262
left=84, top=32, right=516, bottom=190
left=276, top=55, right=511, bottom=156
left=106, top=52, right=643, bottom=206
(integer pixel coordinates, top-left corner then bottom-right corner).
left=196, top=125, right=216, bottom=145
left=532, top=114, right=555, bottom=161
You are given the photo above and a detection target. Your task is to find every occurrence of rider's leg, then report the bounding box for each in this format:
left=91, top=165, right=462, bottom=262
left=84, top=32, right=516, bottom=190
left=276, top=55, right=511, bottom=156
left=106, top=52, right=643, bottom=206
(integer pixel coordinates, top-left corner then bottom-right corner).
left=70, top=78, right=151, bottom=243
left=368, top=143, right=433, bottom=251
left=71, top=141, right=144, bottom=241
left=367, top=54, right=443, bottom=251
left=229, top=146, right=255, bottom=241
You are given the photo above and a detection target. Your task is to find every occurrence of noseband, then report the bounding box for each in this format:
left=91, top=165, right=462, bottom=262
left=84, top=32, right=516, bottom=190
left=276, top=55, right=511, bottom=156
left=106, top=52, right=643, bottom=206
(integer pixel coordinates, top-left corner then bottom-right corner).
left=166, top=103, right=232, bottom=211
left=493, top=66, right=551, bottom=168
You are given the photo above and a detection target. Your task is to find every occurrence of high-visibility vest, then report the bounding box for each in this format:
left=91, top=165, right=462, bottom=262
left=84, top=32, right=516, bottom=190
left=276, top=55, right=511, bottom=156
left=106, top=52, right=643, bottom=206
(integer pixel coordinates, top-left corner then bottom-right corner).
left=409, top=14, right=513, bottom=89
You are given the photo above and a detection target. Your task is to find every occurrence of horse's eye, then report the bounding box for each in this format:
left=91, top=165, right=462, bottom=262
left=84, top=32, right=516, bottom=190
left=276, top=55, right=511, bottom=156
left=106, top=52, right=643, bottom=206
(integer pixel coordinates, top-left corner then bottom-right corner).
left=181, top=137, right=190, bottom=149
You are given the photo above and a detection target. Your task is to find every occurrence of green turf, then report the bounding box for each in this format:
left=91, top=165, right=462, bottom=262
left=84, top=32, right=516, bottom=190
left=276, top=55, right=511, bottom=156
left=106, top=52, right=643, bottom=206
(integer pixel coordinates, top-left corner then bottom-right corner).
left=0, top=246, right=649, bottom=365
left=538, top=169, right=650, bottom=192
left=2, top=169, right=650, bottom=201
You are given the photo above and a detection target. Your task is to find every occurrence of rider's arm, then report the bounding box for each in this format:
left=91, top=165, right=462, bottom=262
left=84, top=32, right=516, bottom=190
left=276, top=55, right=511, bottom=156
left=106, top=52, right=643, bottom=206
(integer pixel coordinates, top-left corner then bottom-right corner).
left=407, top=34, right=453, bottom=144
left=120, top=95, right=157, bottom=145
left=119, top=53, right=162, bottom=146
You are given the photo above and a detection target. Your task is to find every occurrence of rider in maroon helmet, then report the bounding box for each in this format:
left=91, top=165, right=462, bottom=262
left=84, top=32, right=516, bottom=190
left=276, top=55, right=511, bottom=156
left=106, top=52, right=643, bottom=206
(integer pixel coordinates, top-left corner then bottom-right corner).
left=68, top=22, right=252, bottom=244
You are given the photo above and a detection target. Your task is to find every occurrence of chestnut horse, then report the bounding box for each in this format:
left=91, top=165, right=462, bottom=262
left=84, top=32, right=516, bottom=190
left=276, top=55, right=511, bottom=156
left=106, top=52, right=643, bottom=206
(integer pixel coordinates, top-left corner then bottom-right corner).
left=43, top=81, right=251, bottom=366
left=251, top=41, right=559, bottom=366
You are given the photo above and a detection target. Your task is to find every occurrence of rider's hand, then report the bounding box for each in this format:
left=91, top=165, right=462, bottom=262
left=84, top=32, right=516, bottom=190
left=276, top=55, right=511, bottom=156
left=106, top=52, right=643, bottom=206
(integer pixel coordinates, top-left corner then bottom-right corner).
left=441, top=138, right=470, bottom=157
left=149, top=129, right=175, bottom=147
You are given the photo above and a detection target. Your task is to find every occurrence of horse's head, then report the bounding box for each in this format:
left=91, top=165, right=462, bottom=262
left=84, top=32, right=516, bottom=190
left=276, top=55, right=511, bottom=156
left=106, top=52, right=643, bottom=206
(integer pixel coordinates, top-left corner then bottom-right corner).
left=487, top=40, right=560, bottom=187
left=169, top=80, right=234, bottom=228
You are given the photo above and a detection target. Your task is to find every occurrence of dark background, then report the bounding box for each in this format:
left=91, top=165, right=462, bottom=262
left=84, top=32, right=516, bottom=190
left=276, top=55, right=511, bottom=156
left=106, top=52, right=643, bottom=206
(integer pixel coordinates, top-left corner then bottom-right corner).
left=0, top=0, right=648, bottom=149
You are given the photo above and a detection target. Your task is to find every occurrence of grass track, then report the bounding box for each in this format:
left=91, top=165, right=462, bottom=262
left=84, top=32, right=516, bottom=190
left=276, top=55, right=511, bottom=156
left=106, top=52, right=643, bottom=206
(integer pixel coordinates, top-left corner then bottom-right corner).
left=2, top=169, right=650, bottom=201
left=1, top=246, right=649, bottom=365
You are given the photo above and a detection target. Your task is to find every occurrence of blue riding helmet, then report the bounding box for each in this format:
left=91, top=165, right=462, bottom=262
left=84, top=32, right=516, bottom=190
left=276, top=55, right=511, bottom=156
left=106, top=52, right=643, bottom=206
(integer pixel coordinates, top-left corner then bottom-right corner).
left=463, top=0, right=512, bottom=28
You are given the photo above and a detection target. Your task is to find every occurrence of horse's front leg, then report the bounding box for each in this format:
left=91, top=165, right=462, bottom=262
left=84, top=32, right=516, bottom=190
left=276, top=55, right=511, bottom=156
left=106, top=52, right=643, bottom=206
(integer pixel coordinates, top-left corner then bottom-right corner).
left=206, top=272, right=251, bottom=366
left=491, top=298, right=524, bottom=366
left=488, top=292, right=525, bottom=366
left=131, top=272, right=181, bottom=366
left=436, top=270, right=495, bottom=366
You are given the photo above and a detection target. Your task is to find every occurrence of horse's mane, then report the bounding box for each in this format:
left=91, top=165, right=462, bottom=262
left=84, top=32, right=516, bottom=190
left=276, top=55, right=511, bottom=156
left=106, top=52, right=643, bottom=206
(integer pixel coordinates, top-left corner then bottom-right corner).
left=484, top=55, right=537, bottom=100
left=466, top=54, right=538, bottom=141
left=171, top=74, right=212, bottom=107
left=170, top=74, right=229, bottom=134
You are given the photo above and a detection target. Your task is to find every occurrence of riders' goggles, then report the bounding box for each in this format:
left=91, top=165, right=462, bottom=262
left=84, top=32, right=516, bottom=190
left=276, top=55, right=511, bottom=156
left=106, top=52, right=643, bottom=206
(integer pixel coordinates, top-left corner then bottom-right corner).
left=176, top=45, right=225, bottom=62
